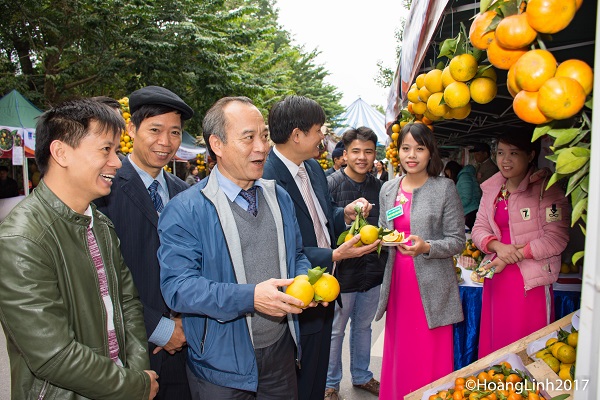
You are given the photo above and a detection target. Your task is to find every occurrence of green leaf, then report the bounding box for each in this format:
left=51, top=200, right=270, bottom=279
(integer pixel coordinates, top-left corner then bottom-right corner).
left=545, top=153, right=559, bottom=163
left=532, top=122, right=554, bottom=142
left=580, top=224, right=586, bottom=235
left=546, top=172, right=565, bottom=189
left=549, top=395, right=571, bottom=400
left=570, top=185, right=583, bottom=205
left=572, top=198, right=588, bottom=227
left=556, top=147, right=591, bottom=174
left=307, top=266, right=326, bottom=285
left=480, top=0, right=494, bottom=13
left=565, top=162, right=590, bottom=196
left=585, top=96, right=593, bottom=109
left=552, top=128, right=581, bottom=148
left=581, top=176, right=589, bottom=192
left=439, top=37, right=458, bottom=59
left=337, top=230, right=349, bottom=246
left=569, top=129, right=591, bottom=147
left=572, top=251, right=584, bottom=266
left=497, top=0, right=519, bottom=17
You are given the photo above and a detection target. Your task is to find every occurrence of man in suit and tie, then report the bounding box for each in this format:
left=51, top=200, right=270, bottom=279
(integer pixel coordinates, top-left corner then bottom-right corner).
left=263, top=95, right=378, bottom=400
left=96, top=86, right=193, bottom=399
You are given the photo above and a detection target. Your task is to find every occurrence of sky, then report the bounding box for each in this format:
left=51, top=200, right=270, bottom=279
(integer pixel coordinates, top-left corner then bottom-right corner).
left=275, top=0, right=409, bottom=109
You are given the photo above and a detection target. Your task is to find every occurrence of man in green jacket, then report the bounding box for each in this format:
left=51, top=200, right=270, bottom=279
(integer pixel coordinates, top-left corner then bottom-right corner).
left=0, top=99, right=158, bottom=399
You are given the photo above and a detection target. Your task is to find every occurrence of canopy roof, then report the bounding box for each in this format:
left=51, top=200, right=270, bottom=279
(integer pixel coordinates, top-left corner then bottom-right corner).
left=175, top=131, right=206, bottom=160
left=0, top=90, right=41, bottom=158
left=334, top=98, right=387, bottom=144
left=0, top=90, right=42, bottom=129
left=387, top=0, right=597, bottom=147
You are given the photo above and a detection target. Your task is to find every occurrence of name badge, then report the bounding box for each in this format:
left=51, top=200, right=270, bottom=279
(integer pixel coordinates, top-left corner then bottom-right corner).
left=546, top=204, right=562, bottom=222
left=386, top=205, right=404, bottom=221
left=520, top=208, right=531, bottom=221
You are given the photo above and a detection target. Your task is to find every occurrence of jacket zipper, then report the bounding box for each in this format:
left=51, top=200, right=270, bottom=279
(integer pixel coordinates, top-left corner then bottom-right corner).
left=37, top=380, right=49, bottom=400
left=105, top=224, right=126, bottom=362
left=200, top=317, right=208, bottom=354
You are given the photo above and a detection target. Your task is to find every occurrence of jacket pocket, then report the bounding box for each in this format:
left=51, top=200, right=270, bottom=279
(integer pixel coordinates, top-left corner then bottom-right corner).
left=27, top=379, right=51, bottom=400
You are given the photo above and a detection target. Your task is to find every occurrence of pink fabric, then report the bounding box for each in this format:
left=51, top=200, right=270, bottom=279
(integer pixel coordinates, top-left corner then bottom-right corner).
left=471, top=168, right=570, bottom=290
left=478, top=202, right=553, bottom=358
left=523, top=243, right=533, bottom=259
left=87, top=227, right=121, bottom=364
left=380, top=189, right=453, bottom=399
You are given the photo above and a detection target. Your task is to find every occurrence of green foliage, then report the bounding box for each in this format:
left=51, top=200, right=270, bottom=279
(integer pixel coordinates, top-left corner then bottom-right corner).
left=0, top=0, right=344, bottom=134
left=535, top=99, right=592, bottom=265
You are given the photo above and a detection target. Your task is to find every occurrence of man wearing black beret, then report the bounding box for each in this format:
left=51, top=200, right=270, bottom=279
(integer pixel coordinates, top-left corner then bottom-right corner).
left=324, top=143, right=346, bottom=177
left=96, top=86, right=193, bottom=399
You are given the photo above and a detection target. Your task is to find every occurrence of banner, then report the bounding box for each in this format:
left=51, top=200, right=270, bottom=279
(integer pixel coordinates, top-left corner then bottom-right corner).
left=386, top=0, right=450, bottom=124
left=0, top=126, right=35, bottom=159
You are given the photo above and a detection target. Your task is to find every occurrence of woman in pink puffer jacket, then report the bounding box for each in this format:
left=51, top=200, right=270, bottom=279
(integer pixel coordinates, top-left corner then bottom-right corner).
left=471, top=132, right=570, bottom=357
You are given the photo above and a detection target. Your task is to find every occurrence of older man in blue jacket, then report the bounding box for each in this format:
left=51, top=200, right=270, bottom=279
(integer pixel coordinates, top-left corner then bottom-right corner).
left=158, top=96, right=312, bottom=399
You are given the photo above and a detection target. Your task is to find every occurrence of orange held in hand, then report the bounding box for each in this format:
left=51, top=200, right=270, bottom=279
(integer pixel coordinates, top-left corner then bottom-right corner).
left=312, top=273, right=340, bottom=303
left=285, top=275, right=314, bottom=308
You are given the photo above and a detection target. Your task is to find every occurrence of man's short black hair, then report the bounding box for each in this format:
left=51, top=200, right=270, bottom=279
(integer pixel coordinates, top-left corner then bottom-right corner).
left=35, top=99, right=125, bottom=177
left=268, top=96, right=326, bottom=144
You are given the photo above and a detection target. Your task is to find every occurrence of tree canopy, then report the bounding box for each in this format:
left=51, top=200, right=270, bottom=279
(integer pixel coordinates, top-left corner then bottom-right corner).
left=0, top=0, right=344, bottom=134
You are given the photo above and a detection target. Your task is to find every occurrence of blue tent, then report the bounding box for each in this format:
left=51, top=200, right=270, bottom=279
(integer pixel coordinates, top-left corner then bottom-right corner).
left=333, top=98, right=387, bottom=145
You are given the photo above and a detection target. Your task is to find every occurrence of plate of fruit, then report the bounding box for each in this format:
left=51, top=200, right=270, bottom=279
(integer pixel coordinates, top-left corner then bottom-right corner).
left=381, top=230, right=409, bottom=246
left=457, top=239, right=483, bottom=269
left=0, top=129, right=13, bottom=151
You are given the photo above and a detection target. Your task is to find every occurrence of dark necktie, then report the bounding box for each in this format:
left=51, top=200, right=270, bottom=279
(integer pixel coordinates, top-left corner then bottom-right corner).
left=239, top=186, right=258, bottom=216
left=148, top=180, right=164, bottom=213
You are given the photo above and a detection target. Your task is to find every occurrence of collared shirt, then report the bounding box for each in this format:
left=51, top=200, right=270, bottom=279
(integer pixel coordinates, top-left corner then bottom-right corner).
left=127, top=155, right=174, bottom=346
left=128, top=155, right=169, bottom=207
left=272, top=146, right=331, bottom=247
left=213, top=164, right=263, bottom=211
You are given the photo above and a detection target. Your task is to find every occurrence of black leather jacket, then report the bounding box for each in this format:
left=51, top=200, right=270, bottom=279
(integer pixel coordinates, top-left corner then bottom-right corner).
left=0, top=181, right=151, bottom=399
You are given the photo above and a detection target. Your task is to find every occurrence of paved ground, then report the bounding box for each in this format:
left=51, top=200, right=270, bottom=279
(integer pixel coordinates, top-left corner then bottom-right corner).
left=0, top=315, right=386, bottom=400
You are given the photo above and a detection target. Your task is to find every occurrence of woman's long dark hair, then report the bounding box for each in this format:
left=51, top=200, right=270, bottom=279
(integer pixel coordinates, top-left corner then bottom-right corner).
left=396, top=123, right=444, bottom=177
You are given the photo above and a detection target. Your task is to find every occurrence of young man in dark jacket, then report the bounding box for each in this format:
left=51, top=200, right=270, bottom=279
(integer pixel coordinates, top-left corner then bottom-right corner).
left=325, top=127, right=387, bottom=399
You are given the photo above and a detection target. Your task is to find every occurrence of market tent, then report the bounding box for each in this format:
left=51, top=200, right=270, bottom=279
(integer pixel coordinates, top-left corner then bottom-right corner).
left=334, top=98, right=388, bottom=144
left=0, top=90, right=42, bottom=158
left=175, top=131, right=206, bottom=160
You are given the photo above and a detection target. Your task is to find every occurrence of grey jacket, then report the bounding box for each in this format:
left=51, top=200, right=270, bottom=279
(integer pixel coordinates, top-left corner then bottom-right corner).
left=375, top=176, right=465, bottom=328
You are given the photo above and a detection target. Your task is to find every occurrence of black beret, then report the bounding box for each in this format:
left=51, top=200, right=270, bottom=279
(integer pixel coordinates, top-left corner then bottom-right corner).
left=332, top=147, right=344, bottom=158
left=129, top=86, right=194, bottom=120
left=469, top=142, right=491, bottom=153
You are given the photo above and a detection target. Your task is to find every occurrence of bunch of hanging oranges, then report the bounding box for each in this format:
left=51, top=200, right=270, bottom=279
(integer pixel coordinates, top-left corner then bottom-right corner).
left=469, top=0, right=592, bottom=124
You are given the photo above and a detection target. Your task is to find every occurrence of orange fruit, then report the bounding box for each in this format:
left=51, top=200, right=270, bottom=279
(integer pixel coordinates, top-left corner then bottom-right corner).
left=450, top=54, right=478, bottom=81
left=423, top=109, right=443, bottom=121
left=470, top=77, right=497, bottom=104
left=407, top=87, right=421, bottom=103
left=312, top=273, right=340, bottom=302
left=416, top=73, right=427, bottom=88
left=285, top=277, right=314, bottom=307
left=538, top=77, right=586, bottom=120
left=513, top=90, right=553, bottom=124
left=391, top=123, right=401, bottom=133
left=495, top=13, right=538, bottom=49
left=527, top=0, right=577, bottom=34
left=507, top=63, right=522, bottom=97
left=514, top=49, right=557, bottom=92
left=344, top=232, right=363, bottom=247
left=487, top=39, right=527, bottom=70
left=469, top=10, right=497, bottom=50
left=448, top=103, right=471, bottom=120
left=419, top=86, right=432, bottom=102
left=427, top=92, right=449, bottom=117
left=555, top=59, right=594, bottom=95
left=442, top=66, right=457, bottom=87
left=576, top=0, right=583, bottom=9
left=479, top=65, right=497, bottom=81
left=424, top=69, right=444, bottom=93
left=412, top=101, right=427, bottom=115
left=505, top=373, right=523, bottom=384
left=359, top=224, right=380, bottom=245
left=444, top=81, right=471, bottom=108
